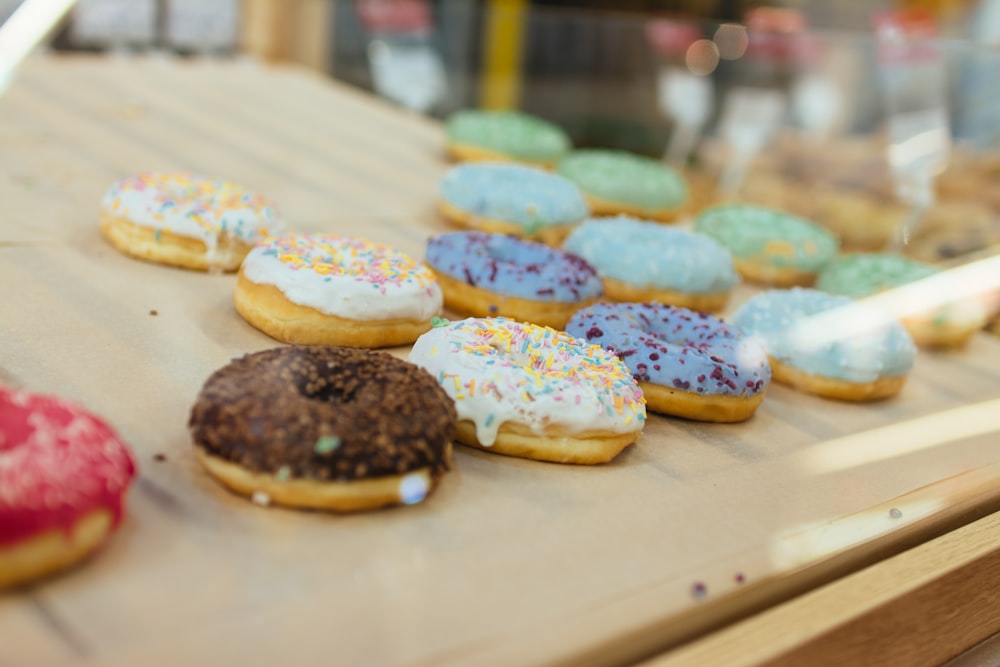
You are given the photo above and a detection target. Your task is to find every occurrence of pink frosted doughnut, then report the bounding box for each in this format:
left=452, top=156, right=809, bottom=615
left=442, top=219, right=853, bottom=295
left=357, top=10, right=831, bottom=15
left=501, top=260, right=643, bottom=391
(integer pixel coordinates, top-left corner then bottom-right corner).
left=0, top=387, right=136, bottom=588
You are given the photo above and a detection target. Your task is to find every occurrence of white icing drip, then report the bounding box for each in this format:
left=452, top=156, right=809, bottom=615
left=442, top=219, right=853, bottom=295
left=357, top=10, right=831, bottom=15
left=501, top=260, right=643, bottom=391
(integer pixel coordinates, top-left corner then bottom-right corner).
left=100, top=173, right=284, bottom=246
left=408, top=321, right=644, bottom=446
left=241, top=245, right=443, bottom=321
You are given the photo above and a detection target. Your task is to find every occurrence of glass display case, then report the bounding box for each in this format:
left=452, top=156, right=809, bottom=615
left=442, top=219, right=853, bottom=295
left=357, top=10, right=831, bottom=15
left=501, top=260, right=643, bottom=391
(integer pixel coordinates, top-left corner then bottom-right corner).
left=1, top=2, right=999, bottom=666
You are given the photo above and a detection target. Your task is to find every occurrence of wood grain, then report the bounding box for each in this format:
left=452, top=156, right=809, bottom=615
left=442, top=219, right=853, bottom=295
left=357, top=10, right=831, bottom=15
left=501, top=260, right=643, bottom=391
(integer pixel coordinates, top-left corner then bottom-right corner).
left=643, top=510, right=1000, bottom=667
left=1, top=55, right=1000, bottom=667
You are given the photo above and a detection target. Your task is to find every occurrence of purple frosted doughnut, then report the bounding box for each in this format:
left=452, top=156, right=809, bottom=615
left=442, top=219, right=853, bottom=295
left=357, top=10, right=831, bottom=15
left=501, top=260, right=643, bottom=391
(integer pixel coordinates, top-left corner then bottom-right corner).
left=425, top=231, right=603, bottom=329
left=566, top=302, right=771, bottom=422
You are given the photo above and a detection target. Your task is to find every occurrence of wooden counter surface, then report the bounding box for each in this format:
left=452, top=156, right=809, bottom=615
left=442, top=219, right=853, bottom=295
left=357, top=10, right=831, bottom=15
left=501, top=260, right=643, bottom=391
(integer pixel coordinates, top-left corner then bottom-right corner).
left=1, top=56, right=999, bottom=667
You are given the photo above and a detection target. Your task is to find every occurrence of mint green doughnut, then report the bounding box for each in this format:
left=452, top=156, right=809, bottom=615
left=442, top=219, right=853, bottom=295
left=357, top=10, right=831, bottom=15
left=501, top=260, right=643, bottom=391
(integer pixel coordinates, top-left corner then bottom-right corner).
left=694, top=204, right=838, bottom=273
left=817, top=253, right=938, bottom=298
left=556, top=149, right=687, bottom=214
left=445, top=110, right=570, bottom=164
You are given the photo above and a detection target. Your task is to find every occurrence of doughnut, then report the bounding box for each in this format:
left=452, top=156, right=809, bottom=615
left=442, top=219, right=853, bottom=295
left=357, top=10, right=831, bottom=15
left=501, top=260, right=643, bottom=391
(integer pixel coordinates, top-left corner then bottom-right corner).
left=444, top=109, right=571, bottom=168
left=556, top=149, right=688, bottom=222
left=694, top=204, right=839, bottom=286
left=731, top=288, right=916, bottom=401
left=566, top=303, right=771, bottom=422
left=817, top=253, right=988, bottom=348
left=100, top=172, right=284, bottom=272
left=189, top=346, right=456, bottom=512
left=234, top=234, right=443, bottom=347
left=1, top=387, right=136, bottom=588
left=563, top=216, right=738, bottom=312
left=811, top=187, right=902, bottom=251
left=424, top=231, right=603, bottom=329
left=907, top=199, right=1000, bottom=262
left=408, top=317, right=645, bottom=464
left=438, top=162, right=589, bottom=245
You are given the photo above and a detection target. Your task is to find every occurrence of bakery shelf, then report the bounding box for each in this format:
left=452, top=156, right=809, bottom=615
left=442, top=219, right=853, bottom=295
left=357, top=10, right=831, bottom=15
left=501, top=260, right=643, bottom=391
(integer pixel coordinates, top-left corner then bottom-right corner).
left=1, top=54, right=1000, bottom=667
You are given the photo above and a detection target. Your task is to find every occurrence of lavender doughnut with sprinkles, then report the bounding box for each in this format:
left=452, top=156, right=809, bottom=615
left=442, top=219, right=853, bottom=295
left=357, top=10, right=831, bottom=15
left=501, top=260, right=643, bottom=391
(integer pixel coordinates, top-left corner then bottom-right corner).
left=437, top=163, right=589, bottom=245
left=567, top=303, right=771, bottom=422
left=425, top=231, right=602, bottom=329
left=409, top=317, right=646, bottom=464
left=99, top=172, right=284, bottom=272
left=235, top=233, right=443, bottom=347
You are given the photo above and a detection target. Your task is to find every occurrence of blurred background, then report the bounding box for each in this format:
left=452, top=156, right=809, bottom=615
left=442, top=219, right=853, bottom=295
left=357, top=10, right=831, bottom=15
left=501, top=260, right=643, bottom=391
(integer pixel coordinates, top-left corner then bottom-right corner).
left=5, top=0, right=1000, bottom=262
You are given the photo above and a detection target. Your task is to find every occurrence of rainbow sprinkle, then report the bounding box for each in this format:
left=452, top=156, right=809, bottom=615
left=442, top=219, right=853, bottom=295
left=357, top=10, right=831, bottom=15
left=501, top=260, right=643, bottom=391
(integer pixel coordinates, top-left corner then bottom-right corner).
left=314, top=435, right=341, bottom=454
left=258, top=234, right=436, bottom=288
left=103, top=171, right=283, bottom=240
left=430, top=317, right=644, bottom=418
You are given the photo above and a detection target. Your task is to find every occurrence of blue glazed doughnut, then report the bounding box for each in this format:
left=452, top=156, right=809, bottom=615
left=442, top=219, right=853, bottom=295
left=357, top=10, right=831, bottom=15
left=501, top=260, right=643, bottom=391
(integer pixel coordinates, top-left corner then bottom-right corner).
left=437, top=163, right=589, bottom=245
left=731, top=288, right=916, bottom=401
left=566, top=302, right=771, bottom=422
left=425, top=231, right=602, bottom=329
left=563, top=216, right=738, bottom=312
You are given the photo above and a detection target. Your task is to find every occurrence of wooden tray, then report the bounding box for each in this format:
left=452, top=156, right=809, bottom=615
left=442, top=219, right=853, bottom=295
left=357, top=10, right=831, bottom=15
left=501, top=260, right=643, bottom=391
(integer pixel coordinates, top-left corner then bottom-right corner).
left=2, top=56, right=1000, bottom=667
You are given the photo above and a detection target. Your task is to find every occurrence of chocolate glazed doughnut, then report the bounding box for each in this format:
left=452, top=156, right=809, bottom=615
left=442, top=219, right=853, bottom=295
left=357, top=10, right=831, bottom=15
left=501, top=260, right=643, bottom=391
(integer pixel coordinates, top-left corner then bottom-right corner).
left=189, top=346, right=456, bottom=512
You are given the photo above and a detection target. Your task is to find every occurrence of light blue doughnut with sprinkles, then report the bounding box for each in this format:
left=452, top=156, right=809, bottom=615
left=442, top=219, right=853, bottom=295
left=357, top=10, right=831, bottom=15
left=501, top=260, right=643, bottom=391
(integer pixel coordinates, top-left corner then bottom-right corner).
left=731, top=288, right=916, bottom=387
left=564, top=216, right=737, bottom=307
left=438, top=163, right=588, bottom=239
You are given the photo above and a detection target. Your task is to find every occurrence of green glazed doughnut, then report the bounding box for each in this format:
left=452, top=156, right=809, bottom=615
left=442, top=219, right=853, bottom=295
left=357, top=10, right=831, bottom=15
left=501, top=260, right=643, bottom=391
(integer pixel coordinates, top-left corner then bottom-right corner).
left=444, top=110, right=570, bottom=167
left=816, top=253, right=937, bottom=297
left=556, top=149, right=688, bottom=222
left=694, top=204, right=839, bottom=286
left=816, top=253, right=987, bottom=348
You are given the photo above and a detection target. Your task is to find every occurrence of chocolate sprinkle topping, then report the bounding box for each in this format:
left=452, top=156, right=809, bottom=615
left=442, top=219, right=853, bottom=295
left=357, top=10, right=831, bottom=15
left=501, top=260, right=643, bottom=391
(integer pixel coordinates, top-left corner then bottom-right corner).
left=189, top=346, right=456, bottom=482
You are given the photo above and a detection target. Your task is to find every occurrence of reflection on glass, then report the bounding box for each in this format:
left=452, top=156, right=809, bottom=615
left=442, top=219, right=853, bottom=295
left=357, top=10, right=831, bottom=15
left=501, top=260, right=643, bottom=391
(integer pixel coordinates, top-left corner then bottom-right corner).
left=0, top=0, right=78, bottom=95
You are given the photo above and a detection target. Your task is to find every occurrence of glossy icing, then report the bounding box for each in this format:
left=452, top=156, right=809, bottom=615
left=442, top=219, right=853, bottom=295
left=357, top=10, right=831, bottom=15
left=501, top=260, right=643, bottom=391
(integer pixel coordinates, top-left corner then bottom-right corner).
left=0, top=387, right=136, bottom=547
left=445, top=110, right=570, bottom=163
left=101, top=172, right=284, bottom=248
left=408, top=317, right=645, bottom=446
left=425, top=231, right=602, bottom=303
left=439, top=163, right=588, bottom=230
left=817, top=253, right=988, bottom=331
left=557, top=149, right=687, bottom=211
left=241, top=234, right=443, bottom=321
left=566, top=303, right=770, bottom=397
left=731, top=288, right=916, bottom=382
left=694, top=204, right=838, bottom=272
left=817, top=253, right=938, bottom=298
left=564, top=216, right=738, bottom=293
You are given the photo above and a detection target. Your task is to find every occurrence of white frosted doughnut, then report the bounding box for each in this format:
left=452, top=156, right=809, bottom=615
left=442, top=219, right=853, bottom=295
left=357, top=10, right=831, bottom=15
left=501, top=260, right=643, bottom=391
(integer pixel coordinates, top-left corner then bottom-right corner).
left=409, top=317, right=646, bottom=464
left=235, top=233, right=443, bottom=347
left=99, top=172, right=284, bottom=271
